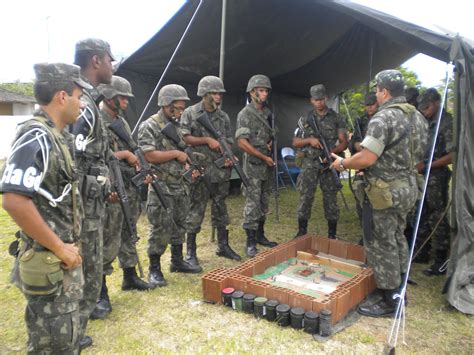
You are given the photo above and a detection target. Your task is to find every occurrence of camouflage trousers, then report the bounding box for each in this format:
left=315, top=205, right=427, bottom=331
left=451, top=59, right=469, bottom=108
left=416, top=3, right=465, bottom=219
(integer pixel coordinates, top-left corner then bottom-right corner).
left=363, top=182, right=418, bottom=289
left=25, top=300, right=80, bottom=354
left=242, top=177, right=271, bottom=230
left=146, top=184, right=188, bottom=256
left=185, top=179, right=230, bottom=234
left=78, top=195, right=105, bottom=339
left=23, top=266, right=84, bottom=354
left=103, top=185, right=140, bottom=275
left=296, top=167, right=341, bottom=222
left=416, top=170, right=451, bottom=254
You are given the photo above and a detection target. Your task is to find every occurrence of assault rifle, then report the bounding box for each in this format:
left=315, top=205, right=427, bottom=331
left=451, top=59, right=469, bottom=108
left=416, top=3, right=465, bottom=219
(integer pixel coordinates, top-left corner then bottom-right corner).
left=196, top=113, right=250, bottom=188
left=108, top=156, right=144, bottom=277
left=308, top=114, right=349, bottom=210
left=108, top=118, right=169, bottom=211
left=268, top=111, right=280, bottom=222
left=160, top=122, right=221, bottom=210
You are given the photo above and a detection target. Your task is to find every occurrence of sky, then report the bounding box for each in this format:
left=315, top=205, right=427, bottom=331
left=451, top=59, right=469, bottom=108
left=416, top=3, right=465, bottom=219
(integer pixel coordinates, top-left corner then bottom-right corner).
left=0, top=0, right=472, bottom=87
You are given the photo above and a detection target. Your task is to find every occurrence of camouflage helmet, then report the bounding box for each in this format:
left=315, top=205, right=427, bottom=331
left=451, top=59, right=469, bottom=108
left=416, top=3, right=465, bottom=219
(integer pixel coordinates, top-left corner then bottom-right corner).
left=246, top=74, right=272, bottom=92
left=98, top=75, right=134, bottom=100
left=157, top=84, right=190, bottom=106
left=197, top=75, right=226, bottom=96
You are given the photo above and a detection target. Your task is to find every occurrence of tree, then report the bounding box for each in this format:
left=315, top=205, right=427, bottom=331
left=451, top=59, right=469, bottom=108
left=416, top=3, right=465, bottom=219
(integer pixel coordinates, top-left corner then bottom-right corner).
left=0, top=81, right=34, bottom=97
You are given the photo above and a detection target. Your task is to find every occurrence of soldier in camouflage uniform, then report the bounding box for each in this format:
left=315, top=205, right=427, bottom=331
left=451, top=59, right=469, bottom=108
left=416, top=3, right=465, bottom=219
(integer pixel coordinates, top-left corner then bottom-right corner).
left=331, top=70, right=428, bottom=317
left=1, top=63, right=88, bottom=354
left=349, top=92, right=378, bottom=229
left=235, top=75, right=278, bottom=257
left=415, top=88, right=453, bottom=276
left=293, top=84, right=348, bottom=238
left=71, top=38, right=114, bottom=349
left=181, top=76, right=241, bottom=266
left=91, top=76, right=151, bottom=320
left=138, top=84, right=202, bottom=288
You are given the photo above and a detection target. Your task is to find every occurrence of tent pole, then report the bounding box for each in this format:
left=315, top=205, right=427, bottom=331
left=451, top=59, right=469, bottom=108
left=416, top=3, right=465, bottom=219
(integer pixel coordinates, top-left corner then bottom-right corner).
left=368, top=34, right=375, bottom=92
left=219, top=0, right=227, bottom=81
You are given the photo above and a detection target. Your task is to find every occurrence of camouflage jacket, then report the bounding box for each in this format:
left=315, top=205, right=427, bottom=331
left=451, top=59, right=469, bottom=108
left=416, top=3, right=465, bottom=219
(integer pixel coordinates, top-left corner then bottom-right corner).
left=180, top=101, right=233, bottom=182
left=294, top=108, right=347, bottom=168
left=101, top=109, right=136, bottom=183
left=0, top=111, right=83, bottom=245
left=425, top=110, right=454, bottom=170
left=70, top=77, right=110, bottom=178
left=361, top=96, right=428, bottom=182
left=138, top=109, right=187, bottom=194
left=235, top=102, right=274, bottom=180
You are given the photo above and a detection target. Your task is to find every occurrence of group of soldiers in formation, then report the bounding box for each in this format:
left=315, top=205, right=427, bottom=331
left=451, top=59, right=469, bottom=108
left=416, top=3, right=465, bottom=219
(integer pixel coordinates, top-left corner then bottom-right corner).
left=0, top=37, right=453, bottom=353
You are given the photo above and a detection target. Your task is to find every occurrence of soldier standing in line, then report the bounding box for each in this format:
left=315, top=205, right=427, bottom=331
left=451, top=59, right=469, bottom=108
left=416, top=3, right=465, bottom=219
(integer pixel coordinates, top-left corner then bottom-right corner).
left=415, top=88, right=453, bottom=276
left=181, top=75, right=241, bottom=267
left=1, top=63, right=87, bottom=353
left=138, top=84, right=202, bottom=288
left=71, top=38, right=114, bottom=350
left=293, top=84, right=348, bottom=238
left=91, top=76, right=152, bottom=320
left=331, top=70, right=428, bottom=317
left=235, top=74, right=278, bottom=257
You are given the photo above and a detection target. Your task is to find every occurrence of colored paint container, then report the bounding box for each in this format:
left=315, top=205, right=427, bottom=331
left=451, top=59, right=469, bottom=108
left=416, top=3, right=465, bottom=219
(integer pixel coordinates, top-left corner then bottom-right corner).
left=303, top=311, right=319, bottom=334
left=265, top=299, right=279, bottom=321
left=243, top=293, right=256, bottom=314
left=276, top=304, right=291, bottom=327
left=254, top=297, right=268, bottom=319
left=290, top=307, right=305, bottom=329
left=231, top=290, right=244, bottom=312
left=221, top=287, right=235, bottom=307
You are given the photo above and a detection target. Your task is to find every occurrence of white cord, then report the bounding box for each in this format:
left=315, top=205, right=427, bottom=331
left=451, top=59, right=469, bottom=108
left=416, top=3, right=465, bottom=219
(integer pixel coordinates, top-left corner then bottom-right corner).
left=387, top=61, right=454, bottom=349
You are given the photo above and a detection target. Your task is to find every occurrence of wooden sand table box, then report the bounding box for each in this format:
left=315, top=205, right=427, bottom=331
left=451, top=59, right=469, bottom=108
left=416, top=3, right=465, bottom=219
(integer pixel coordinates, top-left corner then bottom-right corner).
left=202, top=235, right=376, bottom=325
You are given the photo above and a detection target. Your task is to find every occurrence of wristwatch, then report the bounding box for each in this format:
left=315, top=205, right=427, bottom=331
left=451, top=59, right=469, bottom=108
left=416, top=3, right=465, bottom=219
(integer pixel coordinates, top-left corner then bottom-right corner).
left=339, top=158, right=346, bottom=171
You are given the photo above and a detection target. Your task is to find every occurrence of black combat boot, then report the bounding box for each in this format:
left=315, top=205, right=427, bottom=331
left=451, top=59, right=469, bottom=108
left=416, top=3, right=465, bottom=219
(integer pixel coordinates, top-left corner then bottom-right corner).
left=185, top=233, right=200, bottom=267
left=328, top=220, right=337, bottom=239
left=90, top=275, right=111, bottom=320
left=79, top=335, right=93, bottom=351
left=170, top=244, right=202, bottom=273
left=245, top=229, right=258, bottom=257
left=216, top=228, right=241, bottom=261
left=423, top=249, right=448, bottom=276
left=256, top=221, right=278, bottom=247
left=294, top=218, right=308, bottom=238
left=148, top=254, right=167, bottom=288
left=122, top=267, right=153, bottom=291
left=358, top=288, right=399, bottom=318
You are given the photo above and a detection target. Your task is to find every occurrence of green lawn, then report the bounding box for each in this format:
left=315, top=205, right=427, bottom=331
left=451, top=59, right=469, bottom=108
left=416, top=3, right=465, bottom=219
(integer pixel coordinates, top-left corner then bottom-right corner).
left=1, top=186, right=472, bottom=353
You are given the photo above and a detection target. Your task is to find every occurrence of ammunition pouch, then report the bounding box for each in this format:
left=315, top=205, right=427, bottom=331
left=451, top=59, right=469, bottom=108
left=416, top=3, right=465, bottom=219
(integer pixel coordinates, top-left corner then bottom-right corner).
left=19, top=247, right=64, bottom=296
left=364, top=178, right=393, bottom=210
left=364, top=178, right=410, bottom=210
left=82, top=175, right=102, bottom=218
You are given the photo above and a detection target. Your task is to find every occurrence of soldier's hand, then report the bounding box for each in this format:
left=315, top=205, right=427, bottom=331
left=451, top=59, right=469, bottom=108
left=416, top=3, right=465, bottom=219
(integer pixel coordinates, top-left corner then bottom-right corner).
left=207, top=138, right=221, bottom=152
left=416, top=162, right=425, bottom=174
left=330, top=153, right=344, bottom=172
left=310, top=138, right=323, bottom=149
left=176, top=151, right=188, bottom=164
left=264, top=156, right=275, bottom=167
left=224, top=158, right=233, bottom=168
left=56, top=243, right=82, bottom=269
left=192, top=169, right=201, bottom=180
left=144, top=175, right=153, bottom=185
left=107, top=192, right=119, bottom=203
left=126, top=152, right=139, bottom=168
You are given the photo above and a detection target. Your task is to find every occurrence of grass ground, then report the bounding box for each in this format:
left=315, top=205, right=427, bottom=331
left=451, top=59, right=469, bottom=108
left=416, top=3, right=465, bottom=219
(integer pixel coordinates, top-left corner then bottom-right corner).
left=1, top=185, right=473, bottom=354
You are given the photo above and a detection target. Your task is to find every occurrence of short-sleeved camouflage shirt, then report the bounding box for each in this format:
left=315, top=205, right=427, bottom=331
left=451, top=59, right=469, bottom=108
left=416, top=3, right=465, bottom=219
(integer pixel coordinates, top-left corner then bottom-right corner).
left=294, top=108, right=347, bottom=168
left=235, top=102, right=273, bottom=180
left=138, top=109, right=187, bottom=193
left=180, top=101, right=233, bottom=182
left=361, top=96, right=428, bottom=182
